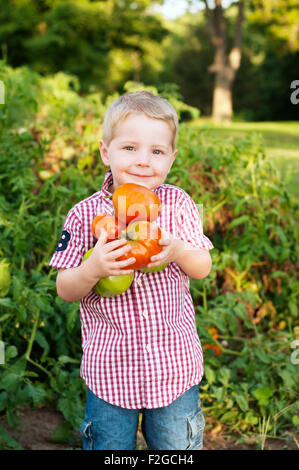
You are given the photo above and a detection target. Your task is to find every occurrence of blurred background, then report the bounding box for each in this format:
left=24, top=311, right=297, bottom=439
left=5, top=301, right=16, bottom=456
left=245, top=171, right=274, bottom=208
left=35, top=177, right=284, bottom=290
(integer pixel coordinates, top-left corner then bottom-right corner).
left=0, top=0, right=298, bottom=451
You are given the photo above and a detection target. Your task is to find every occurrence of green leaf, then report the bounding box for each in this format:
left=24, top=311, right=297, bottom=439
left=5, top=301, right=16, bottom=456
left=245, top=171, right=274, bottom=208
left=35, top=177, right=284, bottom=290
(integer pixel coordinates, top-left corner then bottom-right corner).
left=5, top=345, right=18, bottom=361
left=0, top=372, right=20, bottom=391
left=292, top=415, right=299, bottom=430
left=269, top=271, right=288, bottom=279
left=227, top=215, right=250, bottom=231
left=35, top=330, right=50, bottom=362
left=275, top=226, right=288, bottom=245
left=244, top=412, right=258, bottom=425
left=263, top=242, right=278, bottom=260
left=233, top=392, right=249, bottom=412
left=218, top=367, right=230, bottom=388
left=58, top=355, right=80, bottom=364
left=220, top=410, right=238, bottom=423
left=66, top=306, right=79, bottom=333
left=0, top=313, right=12, bottom=322
left=204, top=366, right=216, bottom=385
left=0, top=425, right=23, bottom=450
left=288, top=299, right=298, bottom=317
left=0, top=298, right=15, bottom=308
left=49, top=421, right=74, bottom=443
left=26, top=382, right=46, bottom=407
left=252, top=386, right=274, bottom=406
left=255, top=349, right=271, bottom=364
left=213, top=386, right=225, bottom=402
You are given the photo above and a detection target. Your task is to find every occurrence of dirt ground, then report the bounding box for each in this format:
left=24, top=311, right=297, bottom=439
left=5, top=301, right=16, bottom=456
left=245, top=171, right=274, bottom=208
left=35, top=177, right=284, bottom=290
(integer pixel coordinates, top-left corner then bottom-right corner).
left=0, top=405, right=297, bottom=450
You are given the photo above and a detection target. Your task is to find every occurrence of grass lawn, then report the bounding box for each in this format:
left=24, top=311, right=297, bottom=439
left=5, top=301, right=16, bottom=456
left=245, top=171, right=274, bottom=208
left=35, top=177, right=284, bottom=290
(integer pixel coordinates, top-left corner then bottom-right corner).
left=189, top=119, right=299, bottom=201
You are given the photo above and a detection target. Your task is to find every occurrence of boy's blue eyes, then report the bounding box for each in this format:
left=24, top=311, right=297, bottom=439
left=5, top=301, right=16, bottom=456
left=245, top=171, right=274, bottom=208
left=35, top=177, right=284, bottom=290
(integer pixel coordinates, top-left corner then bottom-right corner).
left=124, top=146, right=163, bottom=154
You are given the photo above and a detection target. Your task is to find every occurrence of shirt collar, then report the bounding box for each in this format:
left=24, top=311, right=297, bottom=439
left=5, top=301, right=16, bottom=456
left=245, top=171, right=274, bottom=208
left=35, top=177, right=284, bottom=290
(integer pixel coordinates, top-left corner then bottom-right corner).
left=101, top=169, right=114, bottom=196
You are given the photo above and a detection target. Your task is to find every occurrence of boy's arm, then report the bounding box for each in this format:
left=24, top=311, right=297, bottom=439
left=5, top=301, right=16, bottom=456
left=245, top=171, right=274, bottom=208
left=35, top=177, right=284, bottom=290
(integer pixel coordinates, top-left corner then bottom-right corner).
left=56, top=263, right=100, bottom=303
left=173, top=239, right=212, bottom=280
left=147, top=236, right=212, bottom=280
left=56, top=230, right=135, bottom=302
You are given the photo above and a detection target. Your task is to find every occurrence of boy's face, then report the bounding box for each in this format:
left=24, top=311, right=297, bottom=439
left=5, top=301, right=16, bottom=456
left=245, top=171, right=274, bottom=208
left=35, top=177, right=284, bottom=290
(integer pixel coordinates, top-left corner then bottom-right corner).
left=99, top=113, right=177, bottom=191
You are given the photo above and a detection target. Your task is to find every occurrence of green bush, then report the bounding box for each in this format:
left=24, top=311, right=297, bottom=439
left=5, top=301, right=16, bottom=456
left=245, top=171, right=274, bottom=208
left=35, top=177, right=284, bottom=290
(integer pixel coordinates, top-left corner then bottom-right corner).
left=0, top=62, right=298, bottom=448
left=172, top=124, right=299, bottom=442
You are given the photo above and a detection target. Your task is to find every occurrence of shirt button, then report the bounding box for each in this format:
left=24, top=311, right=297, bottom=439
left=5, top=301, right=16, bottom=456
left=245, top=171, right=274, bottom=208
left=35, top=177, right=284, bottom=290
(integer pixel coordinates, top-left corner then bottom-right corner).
left=142, top=311, right=148, bottom=319
left=146, top=344, right=151, bottom=353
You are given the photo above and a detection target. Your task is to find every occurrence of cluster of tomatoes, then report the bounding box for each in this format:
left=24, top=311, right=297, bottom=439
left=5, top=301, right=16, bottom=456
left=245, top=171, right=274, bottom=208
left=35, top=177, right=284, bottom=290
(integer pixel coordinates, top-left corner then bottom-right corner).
left=84, top=183, right=166, bottom=297
left=91, top=182, right=164, bottom=271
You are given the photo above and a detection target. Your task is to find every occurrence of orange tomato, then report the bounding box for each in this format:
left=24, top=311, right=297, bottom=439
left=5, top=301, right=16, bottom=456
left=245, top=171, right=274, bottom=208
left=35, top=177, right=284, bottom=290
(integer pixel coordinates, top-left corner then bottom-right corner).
left=117, top=221, right=163, bottom=270
left=91, top=214, right=125, bottom=241
left=112, top=183, right=161, bottom=225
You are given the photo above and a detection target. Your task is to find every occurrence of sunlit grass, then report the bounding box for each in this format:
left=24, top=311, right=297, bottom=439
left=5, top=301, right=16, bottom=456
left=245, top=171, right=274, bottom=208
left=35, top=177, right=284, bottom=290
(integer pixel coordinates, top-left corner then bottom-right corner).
left=189, top=119, right=299, bottom=200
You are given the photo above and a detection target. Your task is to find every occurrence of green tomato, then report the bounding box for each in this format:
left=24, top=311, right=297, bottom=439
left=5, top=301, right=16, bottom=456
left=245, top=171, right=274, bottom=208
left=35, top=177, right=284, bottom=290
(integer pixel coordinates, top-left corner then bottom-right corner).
left=140, top=263, right=168, bottom=273
left=93, top=274, right=134, bottom=297
left=83, top=248, right=134, bottom=297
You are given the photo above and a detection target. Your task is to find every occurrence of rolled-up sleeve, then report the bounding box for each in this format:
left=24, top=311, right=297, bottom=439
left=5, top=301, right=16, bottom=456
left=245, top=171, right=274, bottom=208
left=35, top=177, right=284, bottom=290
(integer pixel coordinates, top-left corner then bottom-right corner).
left=49, top=207, right=84, bottom=269
left=177, top=193, right=214, bottom=250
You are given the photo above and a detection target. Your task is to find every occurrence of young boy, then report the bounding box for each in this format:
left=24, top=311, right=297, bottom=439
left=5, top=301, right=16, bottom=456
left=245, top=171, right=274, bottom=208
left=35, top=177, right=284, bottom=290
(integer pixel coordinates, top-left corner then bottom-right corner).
left=49, top=91, right=214, bottom=450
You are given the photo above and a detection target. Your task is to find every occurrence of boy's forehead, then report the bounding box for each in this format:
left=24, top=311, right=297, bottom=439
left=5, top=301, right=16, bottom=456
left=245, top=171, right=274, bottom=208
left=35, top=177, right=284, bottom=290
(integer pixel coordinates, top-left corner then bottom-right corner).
left=112, top=113, right=174, bottom=142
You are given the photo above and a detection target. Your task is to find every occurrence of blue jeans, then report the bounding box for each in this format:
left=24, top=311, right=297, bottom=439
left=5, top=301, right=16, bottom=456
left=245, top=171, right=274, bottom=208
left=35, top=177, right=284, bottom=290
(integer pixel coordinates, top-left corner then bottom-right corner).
left=80, top=384, right=205, bottom=450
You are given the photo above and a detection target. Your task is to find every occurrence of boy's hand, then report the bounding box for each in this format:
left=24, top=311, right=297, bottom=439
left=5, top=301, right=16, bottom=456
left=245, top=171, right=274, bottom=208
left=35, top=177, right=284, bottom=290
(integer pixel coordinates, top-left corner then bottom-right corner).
left=146, top=229, right=183, bottom=269
left=85, top=229, right=136, bottom=280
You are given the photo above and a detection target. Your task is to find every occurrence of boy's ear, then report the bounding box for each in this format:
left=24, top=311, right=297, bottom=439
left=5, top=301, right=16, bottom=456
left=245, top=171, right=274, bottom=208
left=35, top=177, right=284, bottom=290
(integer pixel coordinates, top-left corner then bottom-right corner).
left=169, top=149, right=178, bottom=169
left=99, top=139, right=110, bottom=167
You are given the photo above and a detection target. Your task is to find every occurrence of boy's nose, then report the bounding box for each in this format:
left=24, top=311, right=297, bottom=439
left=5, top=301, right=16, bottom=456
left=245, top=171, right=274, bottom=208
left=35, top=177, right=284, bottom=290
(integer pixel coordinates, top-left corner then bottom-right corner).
left=135, top=150, right=151, bottom=166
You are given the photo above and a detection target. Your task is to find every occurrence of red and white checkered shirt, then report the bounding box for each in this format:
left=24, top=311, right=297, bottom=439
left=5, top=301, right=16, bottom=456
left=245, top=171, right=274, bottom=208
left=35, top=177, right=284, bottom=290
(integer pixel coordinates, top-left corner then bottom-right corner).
left=50, top=170, right=214, bottom=409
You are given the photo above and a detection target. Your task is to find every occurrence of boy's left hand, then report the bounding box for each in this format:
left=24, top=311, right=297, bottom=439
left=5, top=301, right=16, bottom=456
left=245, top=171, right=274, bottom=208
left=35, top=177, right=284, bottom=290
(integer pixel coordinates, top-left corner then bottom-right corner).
left=146, top=229, right=181, bottom=269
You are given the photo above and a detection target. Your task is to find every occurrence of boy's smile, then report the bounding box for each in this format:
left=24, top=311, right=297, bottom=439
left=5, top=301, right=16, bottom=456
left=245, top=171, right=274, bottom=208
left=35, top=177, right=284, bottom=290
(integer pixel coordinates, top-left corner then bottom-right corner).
left=99, top=114, right=177, bottom=191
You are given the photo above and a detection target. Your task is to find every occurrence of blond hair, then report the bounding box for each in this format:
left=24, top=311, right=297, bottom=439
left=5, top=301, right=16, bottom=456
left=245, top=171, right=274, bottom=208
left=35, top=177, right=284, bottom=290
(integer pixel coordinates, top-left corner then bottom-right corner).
left=102, top=91, right=178, bottom=151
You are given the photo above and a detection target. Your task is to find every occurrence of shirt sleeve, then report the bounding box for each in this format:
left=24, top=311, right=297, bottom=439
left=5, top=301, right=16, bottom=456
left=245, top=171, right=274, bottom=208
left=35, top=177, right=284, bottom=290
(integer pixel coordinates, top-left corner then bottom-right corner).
left=49, top=206, right=84, bottom=269
left=177, top=193, right=214, bottom=250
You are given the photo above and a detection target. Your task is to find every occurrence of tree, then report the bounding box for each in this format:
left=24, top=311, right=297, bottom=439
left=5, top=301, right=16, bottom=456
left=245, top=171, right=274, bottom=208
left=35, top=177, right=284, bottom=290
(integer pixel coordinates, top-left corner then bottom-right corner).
left=0, top=0, right=166, bottom=93
left=203, top=0, right=244, bottom=122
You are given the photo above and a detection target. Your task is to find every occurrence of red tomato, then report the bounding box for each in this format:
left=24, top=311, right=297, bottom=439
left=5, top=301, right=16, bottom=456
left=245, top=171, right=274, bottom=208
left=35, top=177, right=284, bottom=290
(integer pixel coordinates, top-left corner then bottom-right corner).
left=204, top=327, right=221, bottom=356
left=116, top=240, right=151, bottom=270
left=117, top=221, right=162, bottom=271
left=126, top=220, right=162, bottom=258
left=112, top=183, right=161, bottom=225
left=204, top=344, right=222, bottom=356
left=91, top=214, right=125, bottom=241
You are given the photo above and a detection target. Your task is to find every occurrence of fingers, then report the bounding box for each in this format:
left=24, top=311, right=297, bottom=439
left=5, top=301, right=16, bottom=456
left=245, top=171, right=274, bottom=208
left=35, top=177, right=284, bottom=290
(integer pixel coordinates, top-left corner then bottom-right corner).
left=106, top=242, right=133, bottom=260
left=99, top=234, right=128, bottom=252
left=159, top=238, right=171, bottom=245
left=158, top=228, right=172, bottom=245
left=108, top=258, right=136, bottom=276
left=114, top=257, right=136, bottom=269
left=97, top=228, right=108, bottom=245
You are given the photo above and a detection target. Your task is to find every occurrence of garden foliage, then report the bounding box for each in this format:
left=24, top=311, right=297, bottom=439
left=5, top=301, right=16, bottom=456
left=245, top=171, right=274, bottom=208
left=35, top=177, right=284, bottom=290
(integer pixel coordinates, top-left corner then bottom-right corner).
left=0, top=62, right=298, bottom=448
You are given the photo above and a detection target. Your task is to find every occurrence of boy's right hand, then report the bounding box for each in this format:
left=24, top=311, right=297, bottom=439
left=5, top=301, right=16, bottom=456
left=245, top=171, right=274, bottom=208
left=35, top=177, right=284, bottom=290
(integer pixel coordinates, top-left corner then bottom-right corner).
left=84, top=229, right=136, bottom=280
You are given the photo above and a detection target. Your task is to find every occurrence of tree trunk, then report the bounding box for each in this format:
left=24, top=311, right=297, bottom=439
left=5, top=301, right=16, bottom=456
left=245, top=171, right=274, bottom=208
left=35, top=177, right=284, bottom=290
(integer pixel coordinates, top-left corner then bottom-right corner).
left=212, top=65, right=235, bottom=122
left=204, top=0, right=244, bottom=123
